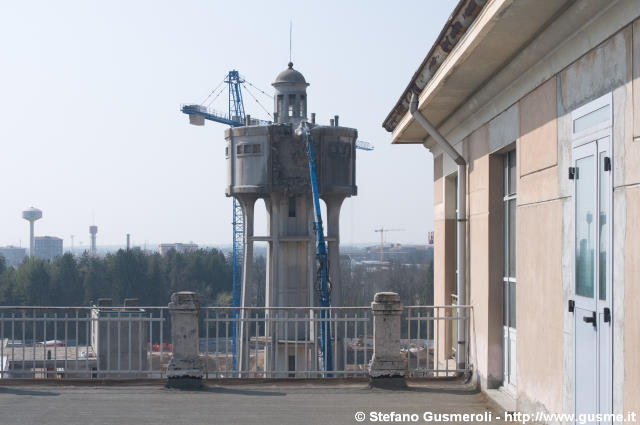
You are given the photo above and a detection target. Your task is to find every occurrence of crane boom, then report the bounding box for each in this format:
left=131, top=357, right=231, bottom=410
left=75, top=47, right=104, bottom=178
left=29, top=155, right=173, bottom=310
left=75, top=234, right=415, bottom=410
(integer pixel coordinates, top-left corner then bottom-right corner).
left=181, top=104, right=243, bottom=127
left=296, top=121, right=332, bottom=373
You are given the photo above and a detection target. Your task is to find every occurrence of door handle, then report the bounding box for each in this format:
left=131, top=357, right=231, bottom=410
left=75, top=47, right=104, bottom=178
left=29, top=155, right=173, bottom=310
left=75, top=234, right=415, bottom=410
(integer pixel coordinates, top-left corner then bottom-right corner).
left=604, top=307, right=611, bottom=323
left=583, top=311, right=597, bottom=328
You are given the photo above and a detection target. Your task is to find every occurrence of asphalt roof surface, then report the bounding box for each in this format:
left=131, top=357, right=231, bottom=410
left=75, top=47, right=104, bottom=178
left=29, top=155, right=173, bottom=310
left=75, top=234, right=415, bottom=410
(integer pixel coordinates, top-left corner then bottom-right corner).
left=0, top=380, right=508, bottom=425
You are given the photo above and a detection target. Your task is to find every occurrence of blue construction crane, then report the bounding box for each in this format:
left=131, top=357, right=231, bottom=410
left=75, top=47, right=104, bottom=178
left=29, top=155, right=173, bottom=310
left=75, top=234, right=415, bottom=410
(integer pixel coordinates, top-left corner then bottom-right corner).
left=181, top=70, right=255, bottom=374
left=181, top=71, right=245, bottom=127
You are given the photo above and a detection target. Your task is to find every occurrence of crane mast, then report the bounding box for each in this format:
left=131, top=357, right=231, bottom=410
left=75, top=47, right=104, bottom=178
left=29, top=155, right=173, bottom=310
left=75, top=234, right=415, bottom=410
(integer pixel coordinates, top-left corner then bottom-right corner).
left=181, top=70, right=246, bottom=374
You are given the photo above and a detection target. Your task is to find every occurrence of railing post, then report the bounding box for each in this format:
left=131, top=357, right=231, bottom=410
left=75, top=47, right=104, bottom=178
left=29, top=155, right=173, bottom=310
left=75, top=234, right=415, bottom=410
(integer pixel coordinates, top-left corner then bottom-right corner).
left=369, top=292, right=406, bottom=388
left=166, top=291, right=204, bottom=389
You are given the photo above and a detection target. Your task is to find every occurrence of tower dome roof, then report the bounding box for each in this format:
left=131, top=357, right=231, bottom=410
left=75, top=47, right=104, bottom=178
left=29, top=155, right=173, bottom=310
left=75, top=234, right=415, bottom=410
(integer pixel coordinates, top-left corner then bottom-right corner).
left=273, top=62, right=309, bottom=85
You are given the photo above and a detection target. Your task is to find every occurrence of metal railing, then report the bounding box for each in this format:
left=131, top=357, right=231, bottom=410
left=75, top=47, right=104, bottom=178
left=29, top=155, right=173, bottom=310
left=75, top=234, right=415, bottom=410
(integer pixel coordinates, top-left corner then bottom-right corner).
left=404, top=305, right=471, bottom=377
left=0, top=304, right=471, bottom=380
left=201, top=307, right=372, bottom=378
left=0, top=307, right=169, bottom=379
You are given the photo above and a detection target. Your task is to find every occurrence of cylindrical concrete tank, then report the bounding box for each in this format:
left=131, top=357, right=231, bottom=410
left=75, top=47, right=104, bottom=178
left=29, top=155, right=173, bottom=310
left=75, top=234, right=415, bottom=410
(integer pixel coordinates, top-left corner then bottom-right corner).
left=225, top=126, right=270, bottom=196
left=312, top=126, right=358, bottom=196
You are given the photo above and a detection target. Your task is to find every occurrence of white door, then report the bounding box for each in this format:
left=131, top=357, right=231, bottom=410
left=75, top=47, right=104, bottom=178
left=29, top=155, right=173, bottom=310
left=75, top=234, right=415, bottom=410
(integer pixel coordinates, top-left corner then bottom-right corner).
left=572, top=137, right=612, bottom=423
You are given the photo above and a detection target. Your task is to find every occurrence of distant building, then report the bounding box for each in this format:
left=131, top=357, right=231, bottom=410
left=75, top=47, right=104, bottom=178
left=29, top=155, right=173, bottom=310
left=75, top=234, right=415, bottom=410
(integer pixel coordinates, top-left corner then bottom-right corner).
left=353, top=260, right=391, bottom=272
left=0, top=246, right=26, bottom=267
left=159, top=243, right=198, bottom=256
left=34, top=236, right=63, bottom=260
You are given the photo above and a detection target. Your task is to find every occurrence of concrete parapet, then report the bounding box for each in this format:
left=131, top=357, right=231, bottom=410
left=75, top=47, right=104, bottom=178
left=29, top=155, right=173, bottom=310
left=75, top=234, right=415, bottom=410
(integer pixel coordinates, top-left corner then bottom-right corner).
left=369, top=292, right=407, bottom=387
left=166, top=291, right=204, bottom=389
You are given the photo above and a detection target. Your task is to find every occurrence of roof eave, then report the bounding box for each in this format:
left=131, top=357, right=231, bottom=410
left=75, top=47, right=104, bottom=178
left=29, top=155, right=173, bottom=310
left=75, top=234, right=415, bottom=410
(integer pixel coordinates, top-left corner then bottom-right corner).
left=382, top=0, right=488, bottom=133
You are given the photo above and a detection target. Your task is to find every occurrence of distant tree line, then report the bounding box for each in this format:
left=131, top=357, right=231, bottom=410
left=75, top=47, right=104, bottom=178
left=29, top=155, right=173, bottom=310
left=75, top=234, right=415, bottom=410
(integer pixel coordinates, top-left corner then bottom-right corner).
left=0, top=248, right=434, bottom=308
left=340, top=259, right=434, bottom=307
left=0, top=248, right=232, bottom=307
left=246, top=254, right=434, bottom=308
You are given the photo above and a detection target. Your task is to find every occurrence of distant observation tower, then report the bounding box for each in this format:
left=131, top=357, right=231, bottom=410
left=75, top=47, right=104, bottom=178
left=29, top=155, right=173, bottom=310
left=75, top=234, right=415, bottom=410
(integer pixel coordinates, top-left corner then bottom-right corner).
left=22, top=207, right=42, bottom=257
left=89, top=225, right=98, bottom=256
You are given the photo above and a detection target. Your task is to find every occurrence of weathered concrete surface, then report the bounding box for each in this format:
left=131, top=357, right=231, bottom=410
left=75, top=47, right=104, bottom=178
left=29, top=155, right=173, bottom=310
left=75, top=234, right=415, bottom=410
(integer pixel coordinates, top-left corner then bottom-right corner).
left=369, top=292, right=407, bottom=384
left=433, top=162, right=457, bottom=363
left=166, top=292, right=204, bottom=388
left=515, top=200, right=564, bottom=415
left=624, top=185, right=640, bottom=414
left=369, top=292, right=406, bottom=381
left=0, top=382, right=508, bottom=425
left=467, top=123, right=504, bottom=390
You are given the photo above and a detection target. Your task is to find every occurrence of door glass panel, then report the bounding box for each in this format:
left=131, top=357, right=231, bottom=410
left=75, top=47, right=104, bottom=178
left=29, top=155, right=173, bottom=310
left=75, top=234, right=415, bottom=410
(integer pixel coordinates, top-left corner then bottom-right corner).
left=503, top=281, right=508, bottom=326
left=575, top=156, right=595, bottom=298
left=503, top=201, right=509, bottom=276
left=509, top=282, right=516, bottom=328
left=508, top=199, right=516, bottom=277
left=503, top=157, right=509, bottom=197
left=573, top=105, right=610, bottom=133
left=508, top=150, right=517, bottom=195
left=599, top=152, right=608, bottom=301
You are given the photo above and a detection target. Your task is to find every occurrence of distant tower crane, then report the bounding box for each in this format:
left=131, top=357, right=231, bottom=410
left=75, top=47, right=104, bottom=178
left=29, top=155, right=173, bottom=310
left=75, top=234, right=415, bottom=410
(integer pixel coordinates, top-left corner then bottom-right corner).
left=373, top=227, right=404, bottom=262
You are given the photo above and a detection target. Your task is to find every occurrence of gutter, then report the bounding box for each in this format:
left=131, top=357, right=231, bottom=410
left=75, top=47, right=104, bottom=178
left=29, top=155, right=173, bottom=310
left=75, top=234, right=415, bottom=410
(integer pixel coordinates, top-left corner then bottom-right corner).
left=409, top=93, right=467, bottom=372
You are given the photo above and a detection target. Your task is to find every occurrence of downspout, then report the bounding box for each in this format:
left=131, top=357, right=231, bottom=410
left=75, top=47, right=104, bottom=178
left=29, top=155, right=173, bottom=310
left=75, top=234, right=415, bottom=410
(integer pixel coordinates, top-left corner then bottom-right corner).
left=409, top=93, right=467, bottom=372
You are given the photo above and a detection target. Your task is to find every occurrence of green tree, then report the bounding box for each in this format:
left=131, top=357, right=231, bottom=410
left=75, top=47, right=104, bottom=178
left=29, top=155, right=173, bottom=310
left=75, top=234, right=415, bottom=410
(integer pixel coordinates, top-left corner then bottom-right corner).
left=17, top=258, right=51, bottom=305
left=50, top=253, right=83, bottom=305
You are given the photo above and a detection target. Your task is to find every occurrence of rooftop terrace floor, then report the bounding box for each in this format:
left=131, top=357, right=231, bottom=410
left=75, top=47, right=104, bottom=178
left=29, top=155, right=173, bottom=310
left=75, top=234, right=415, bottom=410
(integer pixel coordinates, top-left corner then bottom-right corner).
left=0, top=380, right=508, bottom=425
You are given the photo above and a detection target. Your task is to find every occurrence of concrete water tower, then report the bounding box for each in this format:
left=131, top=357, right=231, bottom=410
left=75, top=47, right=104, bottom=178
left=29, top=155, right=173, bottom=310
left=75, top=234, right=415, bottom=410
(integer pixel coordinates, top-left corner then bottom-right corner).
left=22, top=207, right=42, bottom=257
left=89, top=225, right=98, bottom=256
left=225, top=63, right=358, bottom=374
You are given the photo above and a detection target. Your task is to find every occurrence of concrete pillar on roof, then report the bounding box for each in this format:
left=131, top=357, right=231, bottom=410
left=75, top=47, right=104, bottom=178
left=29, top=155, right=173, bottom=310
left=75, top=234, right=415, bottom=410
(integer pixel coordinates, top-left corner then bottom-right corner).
left=166, top=291, right=204, bottom=389
left=369, top=292, right=407, bottom=388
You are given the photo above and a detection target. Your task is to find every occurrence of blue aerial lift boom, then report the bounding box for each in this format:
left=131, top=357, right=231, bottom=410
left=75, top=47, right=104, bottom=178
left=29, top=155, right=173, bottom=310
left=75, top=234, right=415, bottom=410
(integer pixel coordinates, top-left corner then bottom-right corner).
left=295, top=122, right=332, bottom=372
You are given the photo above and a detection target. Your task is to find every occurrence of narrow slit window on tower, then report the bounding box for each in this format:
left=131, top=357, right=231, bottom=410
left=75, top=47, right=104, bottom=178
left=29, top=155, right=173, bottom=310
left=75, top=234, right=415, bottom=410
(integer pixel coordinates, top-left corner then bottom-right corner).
left=288, top=94, right=296, bottom=117
left=299, top=95, right=306, bottom=118
left=277, top=95, right=284, bottom=117
left=288, top=197, right=296, bottom=217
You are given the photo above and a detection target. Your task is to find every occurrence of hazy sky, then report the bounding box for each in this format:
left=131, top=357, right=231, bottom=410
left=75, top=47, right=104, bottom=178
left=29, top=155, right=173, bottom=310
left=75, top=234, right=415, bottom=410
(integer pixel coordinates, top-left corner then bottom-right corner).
left=1, top=0, right=456, bottom=248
